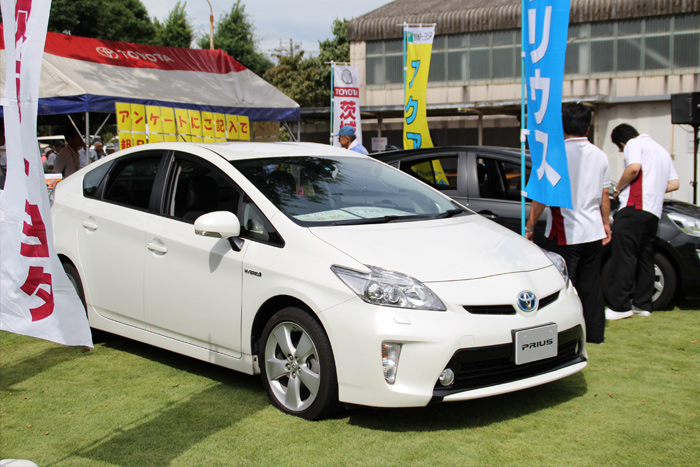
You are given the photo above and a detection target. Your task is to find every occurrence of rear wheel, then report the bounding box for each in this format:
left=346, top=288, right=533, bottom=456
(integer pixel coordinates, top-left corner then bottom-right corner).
left=61, top=262, right=86, bottom=312
left=259, top=307, right=340, bottom=420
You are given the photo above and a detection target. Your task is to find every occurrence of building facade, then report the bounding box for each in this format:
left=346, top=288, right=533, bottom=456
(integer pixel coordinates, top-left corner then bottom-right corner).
left=343, top=0, right=700, bottom=203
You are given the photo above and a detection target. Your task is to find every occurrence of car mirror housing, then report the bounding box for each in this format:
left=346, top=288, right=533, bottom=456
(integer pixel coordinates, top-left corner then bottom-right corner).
left=194, top=211, right=241, bottom=239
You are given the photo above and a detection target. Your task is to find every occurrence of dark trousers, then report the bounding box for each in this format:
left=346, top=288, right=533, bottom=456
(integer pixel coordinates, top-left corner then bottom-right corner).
left=607, top=207, right=658, bottom=312
left=550, top=241, right=605, bottom=344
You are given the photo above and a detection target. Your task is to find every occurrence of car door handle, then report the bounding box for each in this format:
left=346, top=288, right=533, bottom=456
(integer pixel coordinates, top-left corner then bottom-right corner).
left=147, top=241, right=168, bottom=254
left=82, top=219, right=98, bottom=231
left=478, top=211, right=499, bottom=220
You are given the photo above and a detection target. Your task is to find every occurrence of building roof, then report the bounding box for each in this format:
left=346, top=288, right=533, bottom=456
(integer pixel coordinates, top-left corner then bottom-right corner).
left=348, top=0, right=700, bottom=41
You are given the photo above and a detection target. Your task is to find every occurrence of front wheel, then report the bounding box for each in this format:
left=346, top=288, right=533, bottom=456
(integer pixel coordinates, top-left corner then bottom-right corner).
left=259, top=307, right=340, bottom=420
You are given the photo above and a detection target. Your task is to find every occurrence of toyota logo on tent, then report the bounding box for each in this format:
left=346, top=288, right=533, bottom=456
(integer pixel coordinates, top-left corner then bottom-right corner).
left=96, top=47, right=119, bottom=59
left=517, top=291, right=538, bottom=312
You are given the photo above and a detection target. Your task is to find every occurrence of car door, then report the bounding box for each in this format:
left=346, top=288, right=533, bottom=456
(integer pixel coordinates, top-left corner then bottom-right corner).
left=143, top=151, right=246, bottom=356
left=392, top=151, right=466, bottom=205
left=465, top=150, right=542, bottom=235
left=76, top=152, right=165, bottom=327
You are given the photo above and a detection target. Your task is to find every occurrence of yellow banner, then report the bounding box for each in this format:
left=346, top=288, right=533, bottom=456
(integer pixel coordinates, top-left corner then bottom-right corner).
left=131, top=104, right=146, bottom=133
left=226, top=114, right=240, bottom=140
left=115, top=102, right=252, bottom=146
left=116, top=103, right=132, bottom=132
left=175, top=108, right=190, bottom=139
left=146, top=106, right=163, bottom=134
left=161, top=107, right=177, bottom=135
left=403, top=25, right=435, bottom=149
left=239, top=115, right=251, bottom=141
left=214, top=113, right=227, bottom=140
left=201, top=112, right=215, bottom=139
left=188, top=109, right=203, bottom=138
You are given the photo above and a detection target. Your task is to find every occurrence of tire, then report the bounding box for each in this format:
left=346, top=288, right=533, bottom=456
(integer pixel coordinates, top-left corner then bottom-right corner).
left=651, top=252, right=676, bottom=310
left=61, top=262, right=86, bottom=312
left=259, top=307, right=340, bottom=420
left=601, top=252, right=677, bottom=311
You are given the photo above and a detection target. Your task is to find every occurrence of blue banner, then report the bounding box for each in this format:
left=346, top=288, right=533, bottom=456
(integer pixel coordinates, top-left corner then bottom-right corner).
left=523, top=0, right=572, bottom=209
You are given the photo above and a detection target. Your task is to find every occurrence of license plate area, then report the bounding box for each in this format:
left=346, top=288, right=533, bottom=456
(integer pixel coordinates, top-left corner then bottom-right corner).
left=513, top=323, right=558, bottom=365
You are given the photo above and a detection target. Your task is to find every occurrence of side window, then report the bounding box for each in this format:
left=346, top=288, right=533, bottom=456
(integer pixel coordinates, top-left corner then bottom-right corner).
left=240, top=196, right=284, bottom=247
left=103, top=156, right=161, bottom=209
left=476, top=157, right=530, bottom=201
left=403, top=156, right=458, bottom=190
left=168, top=157, right=240, bottom=222
left=83, top=160, right=113, bottom=198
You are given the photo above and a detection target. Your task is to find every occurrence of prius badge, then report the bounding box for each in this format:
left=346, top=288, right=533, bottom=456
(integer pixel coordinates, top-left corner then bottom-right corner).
left=517, top=291, right=538, bottom=312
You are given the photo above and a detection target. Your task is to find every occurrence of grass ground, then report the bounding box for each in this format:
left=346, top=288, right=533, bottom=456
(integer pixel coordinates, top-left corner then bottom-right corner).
left=1, top=302, right=699, bottom=467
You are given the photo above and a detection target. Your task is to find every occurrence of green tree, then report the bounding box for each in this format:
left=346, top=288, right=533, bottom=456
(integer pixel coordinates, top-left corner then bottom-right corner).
left=153, top=1, right=194, bottom=48
left=263, top=18, right=349, bottom=108
left=263, top=51, right=325, bottom=108
left=197, top=0, right=272, bottom=76
left=46, top=0, right=157, bottom=44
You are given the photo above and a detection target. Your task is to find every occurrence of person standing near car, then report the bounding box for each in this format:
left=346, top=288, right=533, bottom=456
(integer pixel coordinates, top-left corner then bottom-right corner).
left=525, top=102, right=611, bottom=344
left=605, top=124, right=679, bottom=320
left=53, top=126, right=84, bottom=178
left=335, top=125, right=368, bottom=155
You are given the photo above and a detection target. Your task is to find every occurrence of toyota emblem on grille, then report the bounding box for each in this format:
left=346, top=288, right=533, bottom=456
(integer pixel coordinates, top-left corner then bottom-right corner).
left=517, top=291, right=538, bottom=312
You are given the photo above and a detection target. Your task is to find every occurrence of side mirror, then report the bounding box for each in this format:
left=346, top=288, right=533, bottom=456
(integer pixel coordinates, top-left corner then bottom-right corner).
left=194, top=211, right=244, bottom=251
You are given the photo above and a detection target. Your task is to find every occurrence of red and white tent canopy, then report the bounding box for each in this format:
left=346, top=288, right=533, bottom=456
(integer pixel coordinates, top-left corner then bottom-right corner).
left=0, top=26, right=299, bottom=122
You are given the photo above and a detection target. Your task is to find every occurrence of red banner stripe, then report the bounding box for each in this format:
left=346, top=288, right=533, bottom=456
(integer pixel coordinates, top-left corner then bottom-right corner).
left=0, top=25, right=247, bottom=74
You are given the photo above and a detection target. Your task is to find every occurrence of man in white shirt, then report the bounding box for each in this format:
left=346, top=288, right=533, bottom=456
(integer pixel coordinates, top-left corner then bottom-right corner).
left=526, top=103, right=611, bottom=343
left=605, top=124, right=679, bottom=319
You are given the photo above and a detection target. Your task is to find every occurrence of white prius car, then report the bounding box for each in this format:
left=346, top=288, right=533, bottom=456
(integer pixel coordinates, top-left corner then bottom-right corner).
left=51, top=141, right=587, bottom=420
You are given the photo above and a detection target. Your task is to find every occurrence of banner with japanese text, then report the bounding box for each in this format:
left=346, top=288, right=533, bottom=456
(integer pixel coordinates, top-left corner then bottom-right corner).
left=403, top=25, right=435, bottom=150
left=331, top=64, right=362, bottom=147
left=115, top=103, right=251, bottom=147
left=522, top=0, right=572, bottom=208
left=0, top=0, right=93, bottom=346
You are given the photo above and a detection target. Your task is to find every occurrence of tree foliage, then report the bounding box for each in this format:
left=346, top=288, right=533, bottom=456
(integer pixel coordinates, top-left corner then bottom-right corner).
left=153, top=1, right=195, bottom=48
left=46, top=0, right=157, bottom=44
left=264, top=18, right=350, bottom=108
left=196, top=0, right=272, bottom=76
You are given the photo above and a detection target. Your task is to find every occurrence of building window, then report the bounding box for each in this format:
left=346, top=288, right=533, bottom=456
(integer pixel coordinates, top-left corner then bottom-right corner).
left=365, top=14, right=699, bottom=87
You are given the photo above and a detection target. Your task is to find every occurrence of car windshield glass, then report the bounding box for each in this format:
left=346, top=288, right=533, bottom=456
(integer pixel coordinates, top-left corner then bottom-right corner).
left=231, top=156, right=469, bottom=226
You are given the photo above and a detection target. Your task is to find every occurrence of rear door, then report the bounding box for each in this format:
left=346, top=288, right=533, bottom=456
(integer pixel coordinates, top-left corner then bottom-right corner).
left=77, top=151, right=166, bottom=327
left=465, top=150, right=537, bottom=235
left=391, top=151, right=466, bottom=205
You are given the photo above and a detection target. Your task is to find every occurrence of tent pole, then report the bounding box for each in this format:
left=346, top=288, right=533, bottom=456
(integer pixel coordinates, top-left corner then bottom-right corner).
left=85, top=112, right=90, bottom=148
left=93, top=114, right=111, bottom=140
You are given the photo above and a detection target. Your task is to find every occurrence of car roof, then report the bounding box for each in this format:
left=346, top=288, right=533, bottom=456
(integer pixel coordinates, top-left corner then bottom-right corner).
left=116, top=141, right=361, bottom=162
left=373, top=146, right=526, bottom=159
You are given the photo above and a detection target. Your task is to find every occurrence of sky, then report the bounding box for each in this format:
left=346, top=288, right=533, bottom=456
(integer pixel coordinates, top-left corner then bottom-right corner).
left=140, top=0, right=387, bottom=56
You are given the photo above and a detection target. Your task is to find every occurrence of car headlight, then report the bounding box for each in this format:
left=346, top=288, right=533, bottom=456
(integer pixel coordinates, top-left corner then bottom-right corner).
left=331, top=265, right=446, bottom=311
left=542, top=249, right=569, bottom=284
left=667, top=212, right=700, bottom=237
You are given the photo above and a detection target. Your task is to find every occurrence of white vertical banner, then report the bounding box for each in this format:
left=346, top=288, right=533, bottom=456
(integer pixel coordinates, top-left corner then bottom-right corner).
left=331, top=64, right=362, bottom=147
left=0, top=0, right=93, bottom=347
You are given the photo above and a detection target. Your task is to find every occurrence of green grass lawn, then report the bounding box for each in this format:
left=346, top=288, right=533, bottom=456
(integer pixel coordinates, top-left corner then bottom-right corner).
left=1, top=303, right=699, bottom=467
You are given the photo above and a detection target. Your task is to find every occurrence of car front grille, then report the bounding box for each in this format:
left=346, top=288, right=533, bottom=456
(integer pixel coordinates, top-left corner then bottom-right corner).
left=432, top=325, right=585, bottom=400
left=463, top=291, right=560, bottom=315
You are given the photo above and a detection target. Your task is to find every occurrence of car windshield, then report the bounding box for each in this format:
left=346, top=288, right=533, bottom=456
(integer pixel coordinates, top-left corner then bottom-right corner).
left=232, top=156, right=468, bottom=226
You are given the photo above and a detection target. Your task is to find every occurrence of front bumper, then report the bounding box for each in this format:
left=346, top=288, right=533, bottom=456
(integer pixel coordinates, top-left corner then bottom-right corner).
left=320, top=267, right=587, bottom=409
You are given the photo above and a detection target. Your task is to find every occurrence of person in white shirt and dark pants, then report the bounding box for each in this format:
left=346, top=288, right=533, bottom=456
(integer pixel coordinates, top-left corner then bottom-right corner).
left=605, top=124, right=680, bottom=320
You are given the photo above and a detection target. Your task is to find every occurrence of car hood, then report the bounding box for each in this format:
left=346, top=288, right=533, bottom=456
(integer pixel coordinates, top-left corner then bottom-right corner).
left=309, top=215, right=553, bottom=282
left=664, top=199, right=700, bottom=218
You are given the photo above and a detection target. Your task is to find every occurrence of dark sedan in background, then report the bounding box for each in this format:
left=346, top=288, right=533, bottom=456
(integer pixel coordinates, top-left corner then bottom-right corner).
left=374, top=146, right=700, bottom=310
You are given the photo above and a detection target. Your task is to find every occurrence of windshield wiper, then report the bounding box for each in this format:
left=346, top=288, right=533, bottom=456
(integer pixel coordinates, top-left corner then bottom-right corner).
left=435, top=208, right=467, bottom=218
left=332, top=214, right=432, bottom=225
